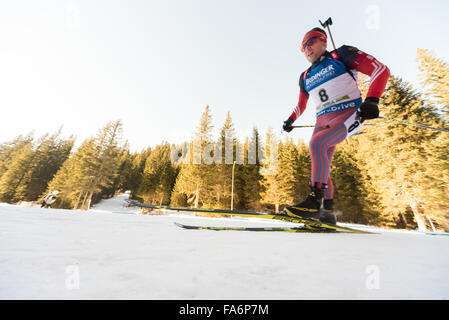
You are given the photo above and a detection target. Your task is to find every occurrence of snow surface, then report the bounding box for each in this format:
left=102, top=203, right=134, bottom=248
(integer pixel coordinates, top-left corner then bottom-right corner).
left=1, top=194, right=448, bottom=300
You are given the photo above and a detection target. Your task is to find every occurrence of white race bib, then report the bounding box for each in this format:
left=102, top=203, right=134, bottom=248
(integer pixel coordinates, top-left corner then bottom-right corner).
left=344, top=111, right=364, bottom=138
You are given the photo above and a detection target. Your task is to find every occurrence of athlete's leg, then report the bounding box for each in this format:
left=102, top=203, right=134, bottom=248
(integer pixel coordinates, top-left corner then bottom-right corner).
left=286, top=109, right=356, bottom=222
left=325, top=146, right=336, bottom=199
left=325, top=176, right=334, bottom=200
left=323, top=146, right=335, bottom=219
left=309, top=124, right=347, bottom=186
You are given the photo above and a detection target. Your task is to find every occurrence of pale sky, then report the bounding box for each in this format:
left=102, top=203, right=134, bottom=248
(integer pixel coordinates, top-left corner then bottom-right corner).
left=0, top=0, right=448, bottom=152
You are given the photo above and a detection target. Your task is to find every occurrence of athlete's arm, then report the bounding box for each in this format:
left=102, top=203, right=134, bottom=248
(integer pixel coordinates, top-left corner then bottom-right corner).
left=352, top=52, right=390, bottom=99
left=289, top=71, right=310, bottom=121
left=283, top=71, right=310, bottom=132
left=334, top=45, right=390, bottom=119
left=335, top=45, right=390, bottom=100
left=289, top=90, right=308, bottom=121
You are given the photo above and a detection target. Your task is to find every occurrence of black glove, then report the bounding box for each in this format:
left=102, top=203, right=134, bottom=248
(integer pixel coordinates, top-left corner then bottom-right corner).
left=283, top=117, right=294, bottom=133
left=359, top=97, right=380, bottom=119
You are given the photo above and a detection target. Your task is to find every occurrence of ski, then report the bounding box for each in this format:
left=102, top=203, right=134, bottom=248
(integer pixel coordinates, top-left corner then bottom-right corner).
left=282, top=208, right=375, bottom=234
left=127, top=200, right=374, bottom=234
left=174, top=222, right=327, bottom=233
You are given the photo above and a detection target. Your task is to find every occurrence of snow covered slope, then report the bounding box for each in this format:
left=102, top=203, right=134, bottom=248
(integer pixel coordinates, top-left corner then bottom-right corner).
left=1, top=194, right=448, bottom=299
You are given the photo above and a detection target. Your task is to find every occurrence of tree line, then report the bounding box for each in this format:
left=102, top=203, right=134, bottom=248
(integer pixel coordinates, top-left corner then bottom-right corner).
left=0, top=49, right=447, bottom=231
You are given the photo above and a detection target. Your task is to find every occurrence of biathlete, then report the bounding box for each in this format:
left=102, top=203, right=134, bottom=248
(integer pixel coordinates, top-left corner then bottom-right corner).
left=282, top=27, right=390, bottom=225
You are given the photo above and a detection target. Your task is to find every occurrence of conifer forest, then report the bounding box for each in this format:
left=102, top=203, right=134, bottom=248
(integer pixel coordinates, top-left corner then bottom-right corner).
left=1, top=49, right=448, bottom=231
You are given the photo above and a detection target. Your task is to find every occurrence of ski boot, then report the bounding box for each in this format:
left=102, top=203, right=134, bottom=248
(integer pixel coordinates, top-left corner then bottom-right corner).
left=285, top=183, right=325, bottom=220
left=320, top=199, right=337, bottom=225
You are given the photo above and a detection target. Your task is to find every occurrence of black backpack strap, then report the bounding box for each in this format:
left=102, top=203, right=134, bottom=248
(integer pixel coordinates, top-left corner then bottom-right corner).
left=330, top=50, right=357, bottom=82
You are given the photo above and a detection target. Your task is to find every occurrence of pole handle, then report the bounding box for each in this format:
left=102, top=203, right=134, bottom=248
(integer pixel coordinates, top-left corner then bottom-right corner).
left=319, top=17, right=333, bottom=28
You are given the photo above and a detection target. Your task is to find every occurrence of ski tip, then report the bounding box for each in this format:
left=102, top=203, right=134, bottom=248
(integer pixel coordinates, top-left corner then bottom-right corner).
left=174, top=222, right=198, bottom=230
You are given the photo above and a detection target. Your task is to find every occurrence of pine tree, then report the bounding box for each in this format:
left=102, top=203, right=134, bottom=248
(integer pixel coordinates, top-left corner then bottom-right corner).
left=14, top=130, right=75, bottom=202
left=422, top=130, right=449, bottom=230
left=416, top=49, right=449, bottom=117
left=260, top=128, right=283, bottom=212
left=296, top=139, right=311, bottom=199
left=331, top=141, right=381, bottom=225
left=0, top=141, right=34, bottom=202
left=47, top=138, right=97, bottom=208
left=0, top=133, right=34, bottom=179
left=85, top=120, right=124, bottom=207
left=137, top=143, right=178, bottom=205
left=276, top=137, right=302, bottom=205
left=126, top=147, right=152, bottom=198
left=214, top=111, right=239, bottom=209
left=47, top=120, right=125, bottom=209
left=101, top=142, right=133, bottom=198
left=109, top=144, right=133, bottom=194
left=239, top=127, right=263, bottom=210
left=170, top=106, right=216, bottom=208
left=349, top=76, right=445, bottom=230
left=416, top=49, right=449, bottom=230
left=0, top=131, right=74, bottom=203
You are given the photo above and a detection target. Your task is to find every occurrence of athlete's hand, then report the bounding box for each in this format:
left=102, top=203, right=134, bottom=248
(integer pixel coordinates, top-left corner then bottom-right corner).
left=283, top=117, right=294, bottom=132
left=359, top=97, right=380, bottom=119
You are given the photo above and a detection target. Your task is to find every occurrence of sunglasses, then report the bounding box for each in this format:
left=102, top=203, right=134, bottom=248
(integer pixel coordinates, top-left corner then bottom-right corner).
left=301, top=36, right=322, bottom=52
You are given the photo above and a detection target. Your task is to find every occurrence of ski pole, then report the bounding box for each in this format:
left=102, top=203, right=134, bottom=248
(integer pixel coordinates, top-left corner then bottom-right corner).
left=281, top=124, right=329, bottom=134
left=291, top=123, right=383, bottom=129
left=292, top=125, right=320, bottom=128
left=292, top=125, right=330, bottom=129
left=378, top=116, right=449, bottom=133
left=319, top=17, right=336, bottom=50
